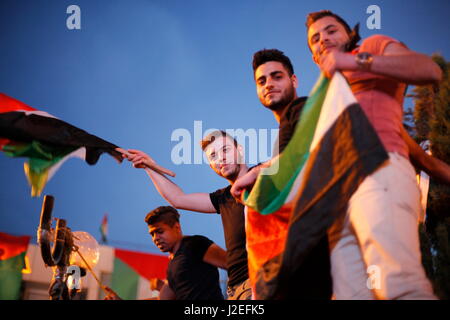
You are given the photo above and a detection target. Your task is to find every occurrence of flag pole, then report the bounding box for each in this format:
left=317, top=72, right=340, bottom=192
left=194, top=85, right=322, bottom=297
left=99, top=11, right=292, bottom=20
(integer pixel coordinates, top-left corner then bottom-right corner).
left=73, top=246, right=109, bottom=295
left=115, top=148, right=175, bottom=177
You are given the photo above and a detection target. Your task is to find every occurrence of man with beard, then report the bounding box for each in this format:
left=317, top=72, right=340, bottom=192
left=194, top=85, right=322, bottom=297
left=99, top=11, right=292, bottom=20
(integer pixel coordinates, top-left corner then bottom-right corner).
left=303, top=10, right=442, bottom=300
left=232, top=48, right=333, bottom=299
left=232, top=13, right=445, bottom=300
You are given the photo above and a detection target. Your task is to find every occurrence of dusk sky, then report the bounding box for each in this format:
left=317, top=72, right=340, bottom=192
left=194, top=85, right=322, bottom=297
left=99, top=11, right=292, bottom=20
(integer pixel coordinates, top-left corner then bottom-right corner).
left=1, top=0, right=449, bottom=267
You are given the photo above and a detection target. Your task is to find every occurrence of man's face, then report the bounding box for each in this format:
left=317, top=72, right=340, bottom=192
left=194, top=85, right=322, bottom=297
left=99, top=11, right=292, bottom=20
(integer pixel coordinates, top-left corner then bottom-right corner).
left=307, top=16, right=350, bottom=64
left=204, top=136, right=242, bottom=181
left=148, top=221, right=181, bottom=253
left=255, top=61, right=298, bottom=111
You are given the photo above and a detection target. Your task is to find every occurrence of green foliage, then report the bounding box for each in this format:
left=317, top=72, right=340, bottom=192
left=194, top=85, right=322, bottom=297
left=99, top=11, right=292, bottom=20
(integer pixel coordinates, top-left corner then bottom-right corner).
left=429, top=56, right=450, bottom=162
left=411, top=85, right=435, bottom=140
left=413, top=54, right=450, bottom=300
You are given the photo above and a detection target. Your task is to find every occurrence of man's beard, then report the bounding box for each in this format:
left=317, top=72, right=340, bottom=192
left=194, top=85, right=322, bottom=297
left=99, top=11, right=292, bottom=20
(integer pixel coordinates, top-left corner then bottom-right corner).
left=220, top=163, right=241, bottom=181
left=260, top=85, right=296, bottom=111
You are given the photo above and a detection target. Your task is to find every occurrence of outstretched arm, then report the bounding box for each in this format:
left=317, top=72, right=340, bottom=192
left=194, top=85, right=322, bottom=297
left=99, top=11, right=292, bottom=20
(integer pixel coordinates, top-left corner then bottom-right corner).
left=116, top=147, right=176, bottom=177
left=145, top=167, right=217, bottom=212
left=117, top=148, right=216, bottom=213
left=402, top=128, right=450, bottom=185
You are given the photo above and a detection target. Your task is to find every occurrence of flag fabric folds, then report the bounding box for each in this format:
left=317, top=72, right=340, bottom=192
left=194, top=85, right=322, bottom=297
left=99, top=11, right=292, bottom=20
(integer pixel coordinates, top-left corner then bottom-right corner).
left=0, top=232, right=31, bottom=300
left=0, top=93, right=123, bottom=197
left=111, top=248, right=169, bottom=300
left=243, top=73, right=389, bottom=299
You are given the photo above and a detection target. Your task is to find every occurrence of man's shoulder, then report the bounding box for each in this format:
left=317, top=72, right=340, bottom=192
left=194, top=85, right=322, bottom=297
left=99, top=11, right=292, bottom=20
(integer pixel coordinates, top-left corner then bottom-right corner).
left=281, top=96, right=308, bottom=124
left=182, top=235, right=213, bottom=247
left=292, top=96, right=308, bottom=111
left=360, top=34, right=404, bottom=54
left=209, top=185, right=232, bottom=205
left=181, top=235, right=214, bottom=257
left=185, top=234, right=211, bottom=242
left=210, top=185, right=231, bottom=196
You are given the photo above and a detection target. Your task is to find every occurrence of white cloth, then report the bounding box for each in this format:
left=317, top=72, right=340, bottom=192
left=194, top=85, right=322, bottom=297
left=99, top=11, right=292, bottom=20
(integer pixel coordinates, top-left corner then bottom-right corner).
left=328, top=153, right=437, bottom=300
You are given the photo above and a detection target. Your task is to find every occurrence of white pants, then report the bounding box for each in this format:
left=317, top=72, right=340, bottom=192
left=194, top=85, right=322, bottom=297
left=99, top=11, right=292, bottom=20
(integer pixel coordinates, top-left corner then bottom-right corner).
left=328, top=153, right=437, bottom=300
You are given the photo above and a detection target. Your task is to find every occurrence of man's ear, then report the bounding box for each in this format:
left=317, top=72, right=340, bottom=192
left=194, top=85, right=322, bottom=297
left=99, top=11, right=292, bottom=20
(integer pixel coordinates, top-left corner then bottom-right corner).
left=174, top=222, right=181, bottom=233
left=237, top=145, right=245, bottom=164
left=291, top=74, right=299, bottom=89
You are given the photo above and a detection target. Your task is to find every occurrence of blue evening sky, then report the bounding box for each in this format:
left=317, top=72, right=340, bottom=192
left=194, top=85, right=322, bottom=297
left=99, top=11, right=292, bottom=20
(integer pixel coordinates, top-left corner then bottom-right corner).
left=1, top=0, right=449, bottom=258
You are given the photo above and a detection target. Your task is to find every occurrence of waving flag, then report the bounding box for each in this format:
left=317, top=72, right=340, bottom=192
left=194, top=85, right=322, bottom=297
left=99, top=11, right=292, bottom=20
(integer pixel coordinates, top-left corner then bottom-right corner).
left=243, top=73, right=389, bottom=299
left=0, top=93, right=123, bottom=196
left=100, top=213, right=108, bottom=244
left=111, top=248, right=169, bottom=300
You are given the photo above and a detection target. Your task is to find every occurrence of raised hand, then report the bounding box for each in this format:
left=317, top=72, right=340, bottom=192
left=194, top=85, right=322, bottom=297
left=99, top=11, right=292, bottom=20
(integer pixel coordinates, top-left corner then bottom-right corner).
left=318, top=51, right=357, bottom=78
left=115, top=148, right=176, bottom=177
left=230, top=167, right=260, bottom=203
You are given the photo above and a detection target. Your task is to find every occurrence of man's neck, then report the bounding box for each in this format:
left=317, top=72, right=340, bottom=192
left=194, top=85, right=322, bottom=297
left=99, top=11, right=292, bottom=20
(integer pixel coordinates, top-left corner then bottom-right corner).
left=273, top=109, right=284, bottom=124
left=169, top=236, right=183, bottom=258
left=273, top=96, right=298, bottom=124
left=228, top=164, right=249, bottom=185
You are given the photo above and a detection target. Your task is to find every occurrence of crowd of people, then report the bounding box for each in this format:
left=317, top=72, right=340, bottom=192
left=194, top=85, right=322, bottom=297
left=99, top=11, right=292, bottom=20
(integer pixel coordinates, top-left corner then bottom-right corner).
left=107, top=10, right=449, bottom=300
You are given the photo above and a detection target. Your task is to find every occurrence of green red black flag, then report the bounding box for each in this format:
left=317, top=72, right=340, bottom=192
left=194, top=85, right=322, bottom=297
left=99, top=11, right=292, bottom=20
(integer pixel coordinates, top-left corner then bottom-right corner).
left=0, top=93, right=123, bottom=196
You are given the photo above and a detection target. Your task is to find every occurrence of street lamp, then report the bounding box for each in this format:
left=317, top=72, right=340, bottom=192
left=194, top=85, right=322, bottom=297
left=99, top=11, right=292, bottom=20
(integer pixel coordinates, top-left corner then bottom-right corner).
left=37, top=195, right=104, bottom=300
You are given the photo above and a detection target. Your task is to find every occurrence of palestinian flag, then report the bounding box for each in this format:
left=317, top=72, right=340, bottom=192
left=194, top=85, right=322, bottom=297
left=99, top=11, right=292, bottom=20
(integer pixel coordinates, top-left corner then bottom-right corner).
left=111, top=248, right=169, bottom=300
left=0, top=93, right=123, bottom=197
left=0, top=232, right=30, bottom=300
left=243, top=73, right=389, bottom=299
left=99, top=213, right=108, bottom=244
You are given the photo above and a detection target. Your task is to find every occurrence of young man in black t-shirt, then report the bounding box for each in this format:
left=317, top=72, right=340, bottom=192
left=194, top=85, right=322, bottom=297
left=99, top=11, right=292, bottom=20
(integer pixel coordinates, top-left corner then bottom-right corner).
left=145, top=206, right=226, bottom=300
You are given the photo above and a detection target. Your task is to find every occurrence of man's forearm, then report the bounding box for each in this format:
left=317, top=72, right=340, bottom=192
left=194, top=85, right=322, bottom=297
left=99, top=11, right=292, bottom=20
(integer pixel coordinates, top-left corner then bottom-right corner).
left=412, top=155, right=450, bottom=185
left=369, top=53, right=442, bottom=85
left=144, top=167, right=216, bottom=213
left=145, top=168, right=185, bottom=207
left=403, top=128, right=450, bottom=185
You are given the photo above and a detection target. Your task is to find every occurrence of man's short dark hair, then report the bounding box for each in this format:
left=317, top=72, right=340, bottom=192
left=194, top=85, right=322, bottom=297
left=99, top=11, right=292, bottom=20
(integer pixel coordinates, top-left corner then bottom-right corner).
left=305, top=10, right=352, bottom=35
left=252, top=49, right=294, bottom=77
left=201, top=130, right=239, bottom=151
left=305, top=10, right=360, bottom=52
left=145, top=206, right=180, bottom=227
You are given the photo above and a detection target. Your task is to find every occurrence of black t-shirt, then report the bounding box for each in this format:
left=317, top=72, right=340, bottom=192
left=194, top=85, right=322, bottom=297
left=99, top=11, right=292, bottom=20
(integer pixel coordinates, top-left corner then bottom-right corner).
left=277, top=96, right=333, bottom=299
left=209, top=186, right=249, bottom=287
left=278, top=96, right=308, bottom=154
left=167, top=235, right=224, bottom=300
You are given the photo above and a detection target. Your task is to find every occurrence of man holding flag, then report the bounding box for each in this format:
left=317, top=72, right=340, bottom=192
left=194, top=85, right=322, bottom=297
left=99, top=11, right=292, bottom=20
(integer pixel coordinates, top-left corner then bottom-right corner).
left=237, top=49, right=334, bottom=299
left=304, top=10, right=441, bottom=299
left=232, top=11, right=444, bottom=300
